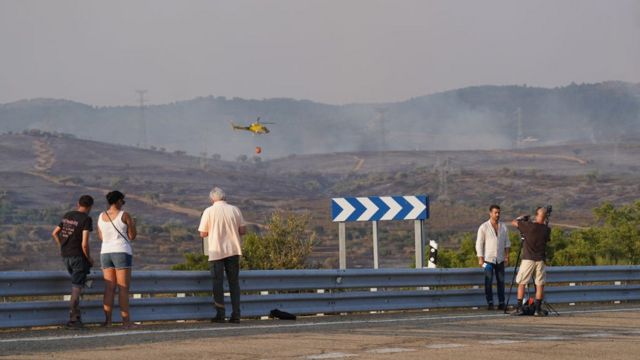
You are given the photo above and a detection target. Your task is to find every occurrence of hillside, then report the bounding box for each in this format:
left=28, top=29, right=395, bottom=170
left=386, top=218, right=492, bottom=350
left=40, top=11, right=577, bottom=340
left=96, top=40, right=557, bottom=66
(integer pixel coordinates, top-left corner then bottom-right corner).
left=1, top=82, right=639, bottom=159
left=0, top=131, right=640, bottom=270
left=1, top=132, right=639, bottom=270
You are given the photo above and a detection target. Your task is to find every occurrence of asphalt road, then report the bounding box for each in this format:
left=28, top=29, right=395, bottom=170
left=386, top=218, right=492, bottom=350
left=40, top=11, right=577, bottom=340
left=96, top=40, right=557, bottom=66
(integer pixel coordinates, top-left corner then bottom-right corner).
left=2, top=305, right=640, bottom=359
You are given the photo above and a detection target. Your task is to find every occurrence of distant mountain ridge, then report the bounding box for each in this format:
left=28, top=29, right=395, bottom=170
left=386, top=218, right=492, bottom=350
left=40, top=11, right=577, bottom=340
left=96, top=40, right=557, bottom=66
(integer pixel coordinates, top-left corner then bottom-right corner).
left=1, top=81, right=639, bottom=159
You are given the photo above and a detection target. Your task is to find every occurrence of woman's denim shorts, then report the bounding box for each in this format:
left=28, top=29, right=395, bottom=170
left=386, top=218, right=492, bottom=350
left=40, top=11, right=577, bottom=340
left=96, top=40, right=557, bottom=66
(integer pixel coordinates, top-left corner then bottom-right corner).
left=100, top=252, right=133, bottom=269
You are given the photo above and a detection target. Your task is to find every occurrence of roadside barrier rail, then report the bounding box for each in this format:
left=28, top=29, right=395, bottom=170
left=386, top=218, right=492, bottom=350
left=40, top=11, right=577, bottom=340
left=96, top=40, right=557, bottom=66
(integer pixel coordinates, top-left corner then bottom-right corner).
left=1, top=265, right=638, bottom=328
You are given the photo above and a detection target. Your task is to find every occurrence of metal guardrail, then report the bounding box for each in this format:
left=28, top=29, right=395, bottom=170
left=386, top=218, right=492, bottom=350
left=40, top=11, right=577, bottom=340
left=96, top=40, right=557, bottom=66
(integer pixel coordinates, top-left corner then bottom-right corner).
left=1, top=266, right=639, bottom=328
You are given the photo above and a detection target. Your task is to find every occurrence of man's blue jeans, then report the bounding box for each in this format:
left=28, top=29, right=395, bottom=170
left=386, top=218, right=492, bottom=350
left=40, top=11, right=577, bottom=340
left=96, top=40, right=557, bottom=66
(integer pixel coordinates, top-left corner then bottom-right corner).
left=484, top=261, right=505, bottom=305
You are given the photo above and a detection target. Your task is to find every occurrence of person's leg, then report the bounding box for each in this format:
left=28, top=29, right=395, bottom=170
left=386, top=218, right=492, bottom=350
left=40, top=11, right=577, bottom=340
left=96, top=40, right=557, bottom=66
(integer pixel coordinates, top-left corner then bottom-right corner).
left=210, top=260, right=226, bottom=321
left=65, top=256, right=87, bottom=324
left=102, top=267, right=117, bottom=325
left=225, top=256, right=241, bottom=321
left=535, top=284, right=545, bottom=300
left=69, top=286, right=82, bottom=321
left=512, top=260, right=534, bottom=314
left=517, top=283, right=525, bottom=303
left=496, top=262, right=506, bottom=307
left=115, top=267, right=132, bottom=326
left=534, top=261, right=547, bottom=316
left=483, top=263, right=494, bottom=309
left=534, top=284, right=545, bottom=316
left=534, top=261, right=546, bottom=300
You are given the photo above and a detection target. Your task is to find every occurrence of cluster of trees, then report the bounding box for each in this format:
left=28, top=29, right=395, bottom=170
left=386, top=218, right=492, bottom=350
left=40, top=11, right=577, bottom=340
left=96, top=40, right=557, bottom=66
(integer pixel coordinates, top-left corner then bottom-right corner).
left=438, top=202, right=640, bottom=268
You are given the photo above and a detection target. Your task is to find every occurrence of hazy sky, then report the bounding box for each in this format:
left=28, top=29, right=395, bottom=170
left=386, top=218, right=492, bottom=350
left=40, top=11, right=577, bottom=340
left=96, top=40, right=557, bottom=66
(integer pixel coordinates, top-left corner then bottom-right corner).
left=1, top=0, right=639, bottom=106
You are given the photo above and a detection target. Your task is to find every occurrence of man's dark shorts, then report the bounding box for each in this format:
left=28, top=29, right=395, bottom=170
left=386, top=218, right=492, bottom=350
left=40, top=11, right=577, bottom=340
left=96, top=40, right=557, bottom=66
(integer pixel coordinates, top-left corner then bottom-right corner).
left=63, top=256, right=91, bottom=288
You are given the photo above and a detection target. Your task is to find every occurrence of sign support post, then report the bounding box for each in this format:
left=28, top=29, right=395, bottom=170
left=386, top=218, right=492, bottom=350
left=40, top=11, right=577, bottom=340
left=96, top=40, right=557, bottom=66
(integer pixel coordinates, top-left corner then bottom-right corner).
left=414, top=220, right=425, bottom=268
left=372, top=221, right=379, bottom=269
left=339, top=222, right=346, bottom=270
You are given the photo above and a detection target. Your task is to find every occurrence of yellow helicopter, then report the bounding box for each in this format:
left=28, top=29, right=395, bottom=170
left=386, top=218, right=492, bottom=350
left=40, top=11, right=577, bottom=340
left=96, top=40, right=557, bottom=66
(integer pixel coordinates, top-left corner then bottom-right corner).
left=231, top=117, right=274, bottom=135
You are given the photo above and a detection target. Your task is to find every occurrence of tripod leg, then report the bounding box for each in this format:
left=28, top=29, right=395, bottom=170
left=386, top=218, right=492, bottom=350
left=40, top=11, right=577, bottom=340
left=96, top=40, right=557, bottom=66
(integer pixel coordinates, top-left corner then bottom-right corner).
left=504, top=241, right=523, bottom=314
left=543, top=301, right=560, bottom=316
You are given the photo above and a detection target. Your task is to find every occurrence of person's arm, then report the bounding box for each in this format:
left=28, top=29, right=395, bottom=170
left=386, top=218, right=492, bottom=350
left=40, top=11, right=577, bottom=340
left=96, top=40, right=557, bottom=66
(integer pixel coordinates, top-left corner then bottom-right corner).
left=198, top=209, right=209, bottom=238
left=123, top=212, right=137, bottom=240
left=237, top=208, right=247, bottom=236
left=504, top=226, right=511, bottom=265
left=52, top=226, right=62, bottom=246
left=475, top=225, right=485, bottom=266
left=97, top=226, right=103, bottom=241
left=81, top=230, right=93, bottom=266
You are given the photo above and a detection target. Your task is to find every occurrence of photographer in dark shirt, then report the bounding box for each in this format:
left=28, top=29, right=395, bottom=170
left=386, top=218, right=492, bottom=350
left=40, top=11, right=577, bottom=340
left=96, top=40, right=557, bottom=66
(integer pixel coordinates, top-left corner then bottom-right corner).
left=52, top=195, right=94, bottom=328
left=511, top=207, right=551, bottom=316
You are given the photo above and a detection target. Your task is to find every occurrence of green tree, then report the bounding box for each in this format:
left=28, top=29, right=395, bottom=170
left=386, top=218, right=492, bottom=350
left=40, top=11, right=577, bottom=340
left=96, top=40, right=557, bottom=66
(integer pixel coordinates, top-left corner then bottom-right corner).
left=591, top=201, right=640, bottom=264
left=172, top=252, right=209, bottom=271
left=241, top=211, right=315, bottom=270
left=436, top=233, right=479, bottom=268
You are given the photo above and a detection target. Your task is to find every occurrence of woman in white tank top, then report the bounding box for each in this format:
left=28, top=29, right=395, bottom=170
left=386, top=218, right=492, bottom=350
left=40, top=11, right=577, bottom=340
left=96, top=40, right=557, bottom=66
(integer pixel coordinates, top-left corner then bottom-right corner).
left=97, top=190, right=137, bottom=328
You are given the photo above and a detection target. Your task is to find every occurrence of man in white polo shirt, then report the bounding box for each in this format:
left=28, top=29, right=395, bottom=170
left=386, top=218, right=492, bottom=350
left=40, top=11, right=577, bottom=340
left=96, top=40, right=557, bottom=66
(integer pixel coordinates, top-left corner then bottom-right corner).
left=198, top=187, right=247, bottom=323
left=476, top=204, right=511, bottom=310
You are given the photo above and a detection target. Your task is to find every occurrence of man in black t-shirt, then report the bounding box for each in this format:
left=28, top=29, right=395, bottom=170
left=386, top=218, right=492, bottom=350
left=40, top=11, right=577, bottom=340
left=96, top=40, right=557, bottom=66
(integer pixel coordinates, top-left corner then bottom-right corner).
left=511, top=207, right=551, bottom=316
left=52, top=195, right=94, bottom=328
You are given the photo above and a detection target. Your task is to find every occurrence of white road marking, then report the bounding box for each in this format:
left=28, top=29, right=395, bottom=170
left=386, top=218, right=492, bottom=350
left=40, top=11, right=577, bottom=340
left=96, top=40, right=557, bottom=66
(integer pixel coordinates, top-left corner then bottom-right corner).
left=577, top=333, right=614, bottom=338
left=1, top=307, right=639, bottom=344
left=538, top=336, right=571, bottom=341
left=479, top=340, right=522, bottom=345
left=426, top=343, right=466, bottom=349
left=0, top=313, right=504, bottom=343
left=366, top=348, right=415, bottom=354
left=305, top=353, right=358, bottom=359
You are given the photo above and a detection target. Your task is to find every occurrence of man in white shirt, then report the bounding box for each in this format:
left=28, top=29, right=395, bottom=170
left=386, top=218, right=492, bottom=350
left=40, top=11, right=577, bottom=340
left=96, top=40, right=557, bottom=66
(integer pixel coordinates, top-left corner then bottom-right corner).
left=476, top=204, right=511, bottom=310
left=198, top=187, right=247, bottom=323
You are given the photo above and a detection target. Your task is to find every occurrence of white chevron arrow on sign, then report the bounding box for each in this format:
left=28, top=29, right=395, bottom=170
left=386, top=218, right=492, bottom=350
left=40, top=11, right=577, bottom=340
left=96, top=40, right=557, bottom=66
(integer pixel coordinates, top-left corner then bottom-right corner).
left=357, top=197, right=378, bottom=221
left=406, top=196, right=427, bottom=219
left=333, top=198, right=355, bottom=222
left=380, top=196, right=402, bottom=220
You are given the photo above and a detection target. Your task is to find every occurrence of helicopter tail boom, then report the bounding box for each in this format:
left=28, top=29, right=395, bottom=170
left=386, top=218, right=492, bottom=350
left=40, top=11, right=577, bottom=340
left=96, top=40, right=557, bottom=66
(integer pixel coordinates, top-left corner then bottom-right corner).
left=231, top=122, right=250, bottom=131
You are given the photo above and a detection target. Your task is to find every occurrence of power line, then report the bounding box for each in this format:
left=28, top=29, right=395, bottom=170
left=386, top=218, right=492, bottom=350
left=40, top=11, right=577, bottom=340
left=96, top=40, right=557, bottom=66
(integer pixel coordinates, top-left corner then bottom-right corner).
left=136, top=89, right=148, bottom=148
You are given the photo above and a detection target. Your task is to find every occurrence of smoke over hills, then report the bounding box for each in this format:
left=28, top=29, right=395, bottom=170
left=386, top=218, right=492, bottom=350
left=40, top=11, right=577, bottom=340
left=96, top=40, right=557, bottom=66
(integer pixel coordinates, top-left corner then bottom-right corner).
left=1, top=81, right=639, bottom=159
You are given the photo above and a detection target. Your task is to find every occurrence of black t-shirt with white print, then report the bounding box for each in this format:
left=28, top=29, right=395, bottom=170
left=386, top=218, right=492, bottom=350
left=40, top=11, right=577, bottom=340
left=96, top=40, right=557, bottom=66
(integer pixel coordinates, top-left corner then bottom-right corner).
left=58, top=210, right=93, bottom=257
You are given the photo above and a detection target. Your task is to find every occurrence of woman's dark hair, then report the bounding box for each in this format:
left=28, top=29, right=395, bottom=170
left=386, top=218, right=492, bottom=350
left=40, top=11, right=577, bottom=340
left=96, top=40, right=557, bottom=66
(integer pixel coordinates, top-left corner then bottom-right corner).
left=106, top=190, right=125, bottom=205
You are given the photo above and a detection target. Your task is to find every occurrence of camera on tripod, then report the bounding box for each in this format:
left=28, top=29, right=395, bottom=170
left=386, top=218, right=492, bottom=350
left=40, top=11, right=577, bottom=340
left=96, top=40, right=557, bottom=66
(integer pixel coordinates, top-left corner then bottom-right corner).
left=516, top=205, right=552, bottom=225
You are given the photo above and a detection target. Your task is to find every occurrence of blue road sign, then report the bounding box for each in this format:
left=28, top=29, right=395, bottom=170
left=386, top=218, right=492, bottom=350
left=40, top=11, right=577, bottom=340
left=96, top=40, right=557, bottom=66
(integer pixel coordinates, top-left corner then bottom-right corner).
left=331, top=195, right=429, bottom=222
